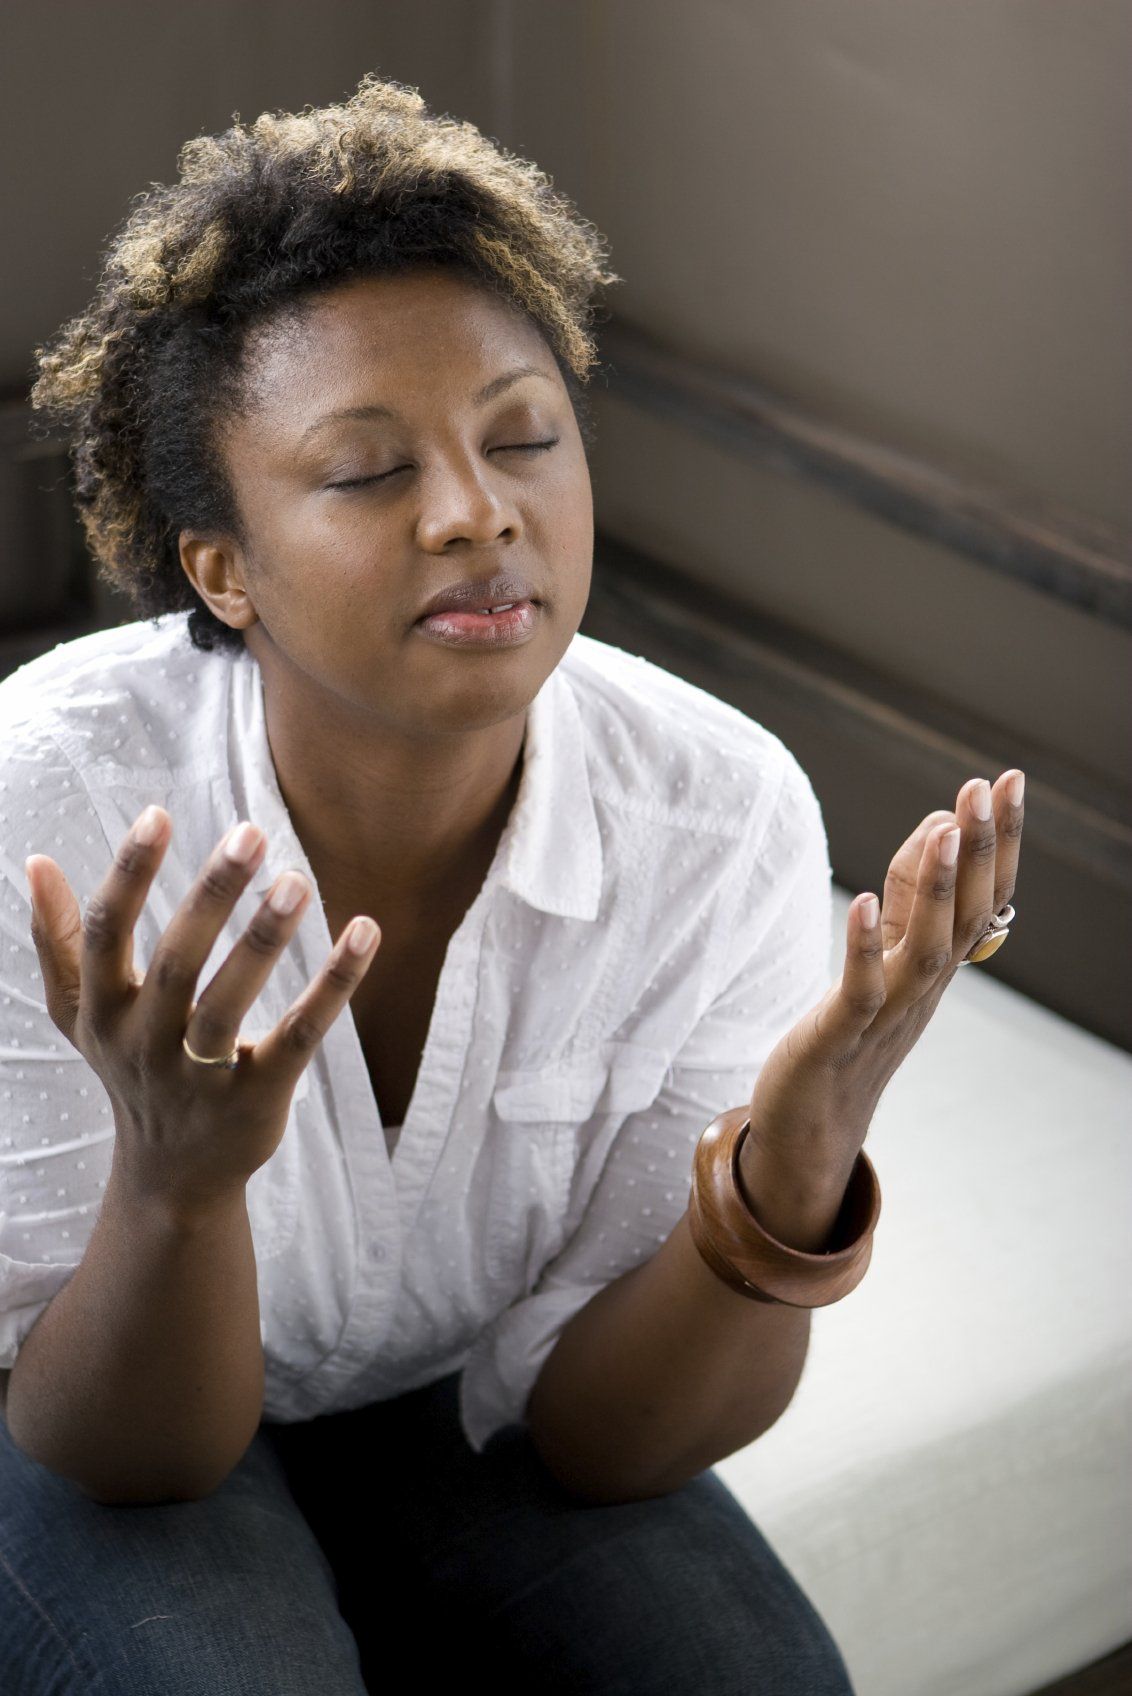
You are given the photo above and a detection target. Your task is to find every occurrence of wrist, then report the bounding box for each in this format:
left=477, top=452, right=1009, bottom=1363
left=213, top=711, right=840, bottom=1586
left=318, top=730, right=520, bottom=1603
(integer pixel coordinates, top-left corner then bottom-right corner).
left=105, top=1157, right=248, bottom=1236
left=736, top=1132, right=858, bottom=1254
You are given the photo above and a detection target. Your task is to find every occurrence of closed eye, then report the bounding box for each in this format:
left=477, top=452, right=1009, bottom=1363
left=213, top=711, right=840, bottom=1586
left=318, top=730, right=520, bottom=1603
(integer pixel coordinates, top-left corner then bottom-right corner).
left=326, top=439, right=560, bottom=491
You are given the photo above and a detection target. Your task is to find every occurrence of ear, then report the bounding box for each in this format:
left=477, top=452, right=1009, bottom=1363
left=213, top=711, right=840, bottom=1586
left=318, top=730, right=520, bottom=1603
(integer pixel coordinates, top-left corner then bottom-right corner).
left=178, top=532, right=259, bottom=632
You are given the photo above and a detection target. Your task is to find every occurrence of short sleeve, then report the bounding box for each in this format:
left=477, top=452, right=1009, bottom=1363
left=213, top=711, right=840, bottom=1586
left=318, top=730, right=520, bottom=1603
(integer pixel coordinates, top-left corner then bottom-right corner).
left=459, top=748, right=835, bottom=1453
left=0, top=726, right=117, bottom=1370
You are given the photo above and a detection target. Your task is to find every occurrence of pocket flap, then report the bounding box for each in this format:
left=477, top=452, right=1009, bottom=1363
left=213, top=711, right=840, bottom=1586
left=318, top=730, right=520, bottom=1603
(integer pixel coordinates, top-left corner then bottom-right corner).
left=492, top=1042, right=669, bottom=1122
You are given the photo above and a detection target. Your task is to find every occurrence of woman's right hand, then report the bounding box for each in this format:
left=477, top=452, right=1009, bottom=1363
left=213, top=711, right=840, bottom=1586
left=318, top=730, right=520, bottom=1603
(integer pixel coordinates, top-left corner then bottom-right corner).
left=24, top=805, right=382, bottom=1218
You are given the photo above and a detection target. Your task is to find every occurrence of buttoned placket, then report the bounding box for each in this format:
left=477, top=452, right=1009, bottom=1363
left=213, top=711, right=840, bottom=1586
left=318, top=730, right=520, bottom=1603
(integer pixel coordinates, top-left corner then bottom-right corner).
left=259, top=826, right=502, bottom=1392
left=229, top=648, right=525, bottom=1396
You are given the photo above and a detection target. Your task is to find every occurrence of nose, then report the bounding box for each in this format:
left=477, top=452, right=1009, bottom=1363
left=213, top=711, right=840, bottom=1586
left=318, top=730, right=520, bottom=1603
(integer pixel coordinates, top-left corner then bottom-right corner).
left=414, top=456, right=521, bottom=551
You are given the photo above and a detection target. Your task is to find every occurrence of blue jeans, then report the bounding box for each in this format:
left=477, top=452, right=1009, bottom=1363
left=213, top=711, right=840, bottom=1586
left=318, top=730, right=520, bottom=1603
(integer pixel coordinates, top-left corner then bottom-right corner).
left=0, top=1369, right=855, bottom=1693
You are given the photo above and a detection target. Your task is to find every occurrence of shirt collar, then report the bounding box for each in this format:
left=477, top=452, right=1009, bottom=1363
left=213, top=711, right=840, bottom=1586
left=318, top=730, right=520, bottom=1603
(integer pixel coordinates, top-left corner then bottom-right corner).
left=494, top=661, right=603, bottom=922
left=231, top=647, right=603, bottom=924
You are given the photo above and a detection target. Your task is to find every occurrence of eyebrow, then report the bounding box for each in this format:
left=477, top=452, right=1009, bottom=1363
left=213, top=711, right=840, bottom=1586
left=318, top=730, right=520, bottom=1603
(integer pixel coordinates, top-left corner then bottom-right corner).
left=298, top=364, right=555, bottom=442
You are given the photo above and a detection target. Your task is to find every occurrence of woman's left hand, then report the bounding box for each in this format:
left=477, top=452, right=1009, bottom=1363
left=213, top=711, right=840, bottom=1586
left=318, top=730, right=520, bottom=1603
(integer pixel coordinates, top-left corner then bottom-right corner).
left=743, top=770, right=1026, bottom=1190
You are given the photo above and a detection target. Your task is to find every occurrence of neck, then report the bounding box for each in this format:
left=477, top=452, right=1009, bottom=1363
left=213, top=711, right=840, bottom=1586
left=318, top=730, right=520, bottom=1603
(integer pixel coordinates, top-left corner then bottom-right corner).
left=254, top=661, right=527, bottom=915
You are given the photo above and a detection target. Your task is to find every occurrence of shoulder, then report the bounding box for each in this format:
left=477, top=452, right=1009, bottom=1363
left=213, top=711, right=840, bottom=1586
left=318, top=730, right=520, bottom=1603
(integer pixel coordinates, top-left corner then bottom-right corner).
left=559, top=631, right=820, bottom=852
left=0, top=612, right=232, bottom=784
left=0, top=613, right=237, bottom=897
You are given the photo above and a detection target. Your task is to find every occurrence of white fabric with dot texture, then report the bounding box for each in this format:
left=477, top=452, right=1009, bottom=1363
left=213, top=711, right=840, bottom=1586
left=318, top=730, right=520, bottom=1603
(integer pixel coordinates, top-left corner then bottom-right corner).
left=0, top=612, right=833, bottom=1452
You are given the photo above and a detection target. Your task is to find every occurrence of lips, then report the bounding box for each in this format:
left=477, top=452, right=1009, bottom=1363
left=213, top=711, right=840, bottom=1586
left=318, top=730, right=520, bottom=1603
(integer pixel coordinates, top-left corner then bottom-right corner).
left=415, top=571, right=538, bottom=622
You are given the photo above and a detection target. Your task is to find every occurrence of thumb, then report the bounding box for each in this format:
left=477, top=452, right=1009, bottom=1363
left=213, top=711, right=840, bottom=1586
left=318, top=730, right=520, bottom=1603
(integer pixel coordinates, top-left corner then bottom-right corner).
left=25, top=855, right=85, bottom=1038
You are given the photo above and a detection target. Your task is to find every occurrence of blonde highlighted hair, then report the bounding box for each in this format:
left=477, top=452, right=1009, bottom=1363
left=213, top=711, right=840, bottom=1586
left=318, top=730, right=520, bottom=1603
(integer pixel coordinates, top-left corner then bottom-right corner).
left=31, top=72, right=621, bottom=653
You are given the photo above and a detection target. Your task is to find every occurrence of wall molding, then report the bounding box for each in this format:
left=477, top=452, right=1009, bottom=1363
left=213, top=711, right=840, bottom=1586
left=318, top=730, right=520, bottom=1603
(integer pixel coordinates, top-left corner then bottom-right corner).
left=594, top=319, right=1132, bottom=629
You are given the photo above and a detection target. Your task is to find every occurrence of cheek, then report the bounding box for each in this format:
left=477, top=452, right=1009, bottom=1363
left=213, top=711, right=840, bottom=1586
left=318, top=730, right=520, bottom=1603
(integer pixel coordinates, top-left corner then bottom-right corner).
left=553, top=477, right=594, bottom=576
left=543, top=453, right=593, bottom=545
left=243, top=523, right=390, bottom=655
left=540, top=484, right=592, bottom=604
left=263, top=500, right=390, bottom=592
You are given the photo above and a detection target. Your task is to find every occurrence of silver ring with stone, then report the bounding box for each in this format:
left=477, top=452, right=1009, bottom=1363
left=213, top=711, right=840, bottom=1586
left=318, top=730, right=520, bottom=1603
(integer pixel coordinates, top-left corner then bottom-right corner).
left=959, top=903, right=1016, bottom=966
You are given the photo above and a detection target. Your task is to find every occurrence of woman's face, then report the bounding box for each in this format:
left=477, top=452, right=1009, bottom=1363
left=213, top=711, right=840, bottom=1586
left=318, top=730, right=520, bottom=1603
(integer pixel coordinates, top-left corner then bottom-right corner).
left=192, top=267, right=594, bottom=738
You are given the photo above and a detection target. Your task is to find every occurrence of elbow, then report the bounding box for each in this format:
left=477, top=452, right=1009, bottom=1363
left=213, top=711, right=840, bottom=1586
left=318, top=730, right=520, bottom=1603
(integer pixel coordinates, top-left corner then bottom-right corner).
left=68, top=1451, right=241, bottom=1506
left=2, top=1419, right=225, bottom=1505
left=85, top=1490, right=212, bottom=1506
left=528, top=1392, right=801, bottom=1509
left=77, top=1477, right=219, bottom=1507
left=528, top=1419, right=684, bottom=1508
left=536, top=1451, right=685, bottom=1508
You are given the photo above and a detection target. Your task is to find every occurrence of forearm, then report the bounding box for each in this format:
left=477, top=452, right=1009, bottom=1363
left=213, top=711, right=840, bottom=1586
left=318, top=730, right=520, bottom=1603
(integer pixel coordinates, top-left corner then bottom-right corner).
left=526, top=1134, right=854, bottom=1506
left=4, top=1159, right=264, bottom=1505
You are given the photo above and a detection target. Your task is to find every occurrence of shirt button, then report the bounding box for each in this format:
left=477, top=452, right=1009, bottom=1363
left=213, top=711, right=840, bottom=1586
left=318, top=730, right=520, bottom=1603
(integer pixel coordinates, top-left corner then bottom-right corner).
left=372, top=1245, right=387, bottom=1262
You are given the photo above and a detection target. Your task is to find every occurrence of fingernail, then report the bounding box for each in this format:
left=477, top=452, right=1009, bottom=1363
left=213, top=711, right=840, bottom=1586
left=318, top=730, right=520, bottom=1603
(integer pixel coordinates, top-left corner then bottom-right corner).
left=1007, top=771, right=1025, bottom=807
left=970, top=780, right=992, bottom=821
left=860, top=894, right=879, bottom=927
left=224, top=821, right=263, bottom=863
left=940, top=827, right=961, bottom=865
left=268, top=871, right=307, bottom=915
left=134, top=805, right=164, bottom=845
left=348, top=918, right=378, bottom=955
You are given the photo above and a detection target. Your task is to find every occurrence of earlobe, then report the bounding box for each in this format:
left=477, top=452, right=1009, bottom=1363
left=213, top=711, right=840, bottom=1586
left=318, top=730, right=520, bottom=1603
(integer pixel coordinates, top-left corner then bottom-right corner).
left=178, top=533, right=258, bottom=630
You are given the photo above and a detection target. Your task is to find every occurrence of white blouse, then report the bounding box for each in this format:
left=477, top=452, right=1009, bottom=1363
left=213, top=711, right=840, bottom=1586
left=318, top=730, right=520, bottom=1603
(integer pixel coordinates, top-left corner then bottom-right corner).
left=0, top=612, right=833, bottom=1453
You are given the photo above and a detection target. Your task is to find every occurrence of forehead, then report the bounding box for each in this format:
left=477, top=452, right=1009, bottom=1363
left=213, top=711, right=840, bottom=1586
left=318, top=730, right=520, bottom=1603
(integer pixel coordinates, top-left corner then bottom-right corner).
left=237, top=269, right=556, bottom=431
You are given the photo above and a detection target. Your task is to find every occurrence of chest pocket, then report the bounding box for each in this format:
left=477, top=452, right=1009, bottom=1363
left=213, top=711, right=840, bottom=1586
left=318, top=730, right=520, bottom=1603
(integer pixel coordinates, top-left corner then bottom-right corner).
left=241, top=1028, right=310, bottom=1262
left=485, top=1042, right=670, bottom=1293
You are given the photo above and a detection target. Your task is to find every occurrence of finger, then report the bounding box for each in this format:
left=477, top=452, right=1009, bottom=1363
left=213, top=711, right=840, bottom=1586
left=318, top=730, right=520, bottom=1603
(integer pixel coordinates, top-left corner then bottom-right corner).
left=952, top=777, right=1000, bottom=963
left=125, top=817, right=269, bottom=1049
left=241, top=913, right=382, bottom=1092
left=883, top=820, right=961, bottom=1005
left=822, top=891, right=887, bottom=1046
left=74, top=805, right=178, bottom=1027
left=183, top=868, right=318, bottom=1063
left=989, top=768, right=1024, bottom=913
left=25, top=855, right=87, bottom=1040
left=880, top=809, right=956, bottom=951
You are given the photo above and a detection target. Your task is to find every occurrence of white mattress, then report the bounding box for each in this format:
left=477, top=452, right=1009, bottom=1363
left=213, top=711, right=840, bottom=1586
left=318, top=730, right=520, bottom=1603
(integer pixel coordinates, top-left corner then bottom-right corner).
left=713, top=884, right=1132, bottom=1696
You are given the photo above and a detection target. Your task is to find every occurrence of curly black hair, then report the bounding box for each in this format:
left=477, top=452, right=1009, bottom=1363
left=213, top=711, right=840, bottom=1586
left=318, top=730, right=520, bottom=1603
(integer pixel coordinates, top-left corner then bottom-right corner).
left=29, top=72, right=622, bottom=655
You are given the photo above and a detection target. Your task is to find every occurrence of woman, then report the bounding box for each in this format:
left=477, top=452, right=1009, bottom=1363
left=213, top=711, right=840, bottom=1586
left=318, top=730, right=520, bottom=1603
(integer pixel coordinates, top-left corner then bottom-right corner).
left=0, top=73, right=1023, bottom=1693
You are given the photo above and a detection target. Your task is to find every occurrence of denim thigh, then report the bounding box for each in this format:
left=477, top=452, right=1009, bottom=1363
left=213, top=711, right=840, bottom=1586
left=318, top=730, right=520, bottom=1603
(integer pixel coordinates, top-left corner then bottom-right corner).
left=263, top=1370, right=856, bottom=1696
left=0, top=1409, right=367, bottom=1696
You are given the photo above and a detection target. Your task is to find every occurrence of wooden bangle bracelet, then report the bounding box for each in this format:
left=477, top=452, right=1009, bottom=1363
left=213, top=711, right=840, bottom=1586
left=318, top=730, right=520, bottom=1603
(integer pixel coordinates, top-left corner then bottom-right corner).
left=687, top=1106, right=882, bottom=1308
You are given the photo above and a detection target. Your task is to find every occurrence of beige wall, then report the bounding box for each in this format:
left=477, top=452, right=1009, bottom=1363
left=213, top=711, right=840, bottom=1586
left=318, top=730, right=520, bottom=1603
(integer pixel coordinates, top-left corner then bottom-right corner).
left=0, top=0, right=497, bottom=395
left=505, top=1, right=1132, bottom=787
left=515, top=0, right=1131, bottom=528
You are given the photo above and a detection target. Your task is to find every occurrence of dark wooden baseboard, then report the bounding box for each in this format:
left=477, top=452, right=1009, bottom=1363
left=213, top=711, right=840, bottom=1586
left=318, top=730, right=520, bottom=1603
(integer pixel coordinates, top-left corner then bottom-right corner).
left=582, top=531, right=1132, bottom=1052
left=595, top=318, right=1132, bottom=628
